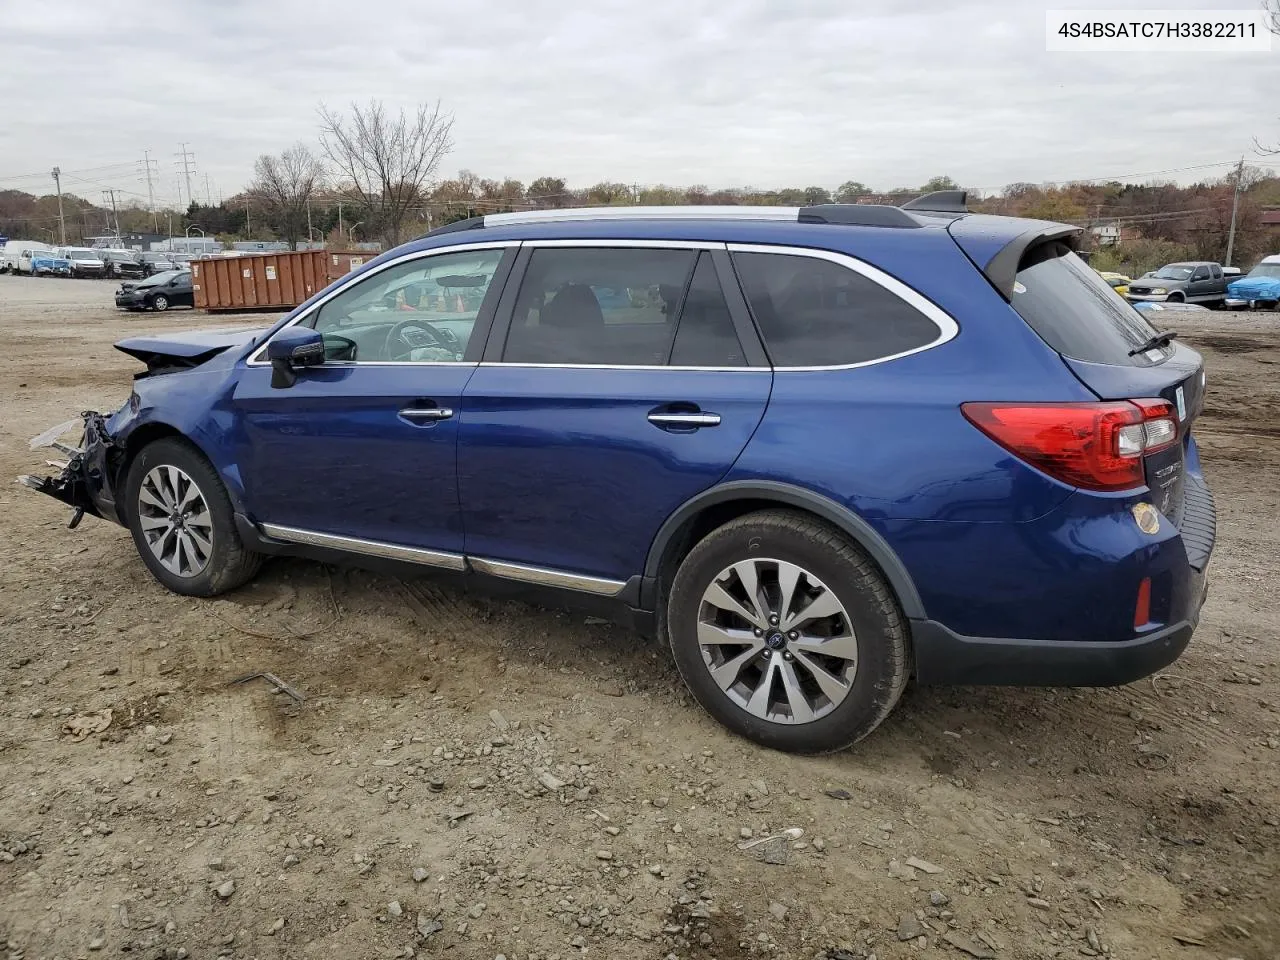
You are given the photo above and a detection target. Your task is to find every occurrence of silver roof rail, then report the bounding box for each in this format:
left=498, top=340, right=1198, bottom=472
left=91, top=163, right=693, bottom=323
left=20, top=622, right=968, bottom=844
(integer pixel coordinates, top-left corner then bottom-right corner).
left=484, top=206, right=802, bottom=226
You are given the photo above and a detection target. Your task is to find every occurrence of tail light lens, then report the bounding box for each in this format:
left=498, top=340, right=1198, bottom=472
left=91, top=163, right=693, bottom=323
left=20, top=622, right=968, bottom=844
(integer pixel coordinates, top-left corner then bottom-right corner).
left=961, top=400, right=1178, bottom=492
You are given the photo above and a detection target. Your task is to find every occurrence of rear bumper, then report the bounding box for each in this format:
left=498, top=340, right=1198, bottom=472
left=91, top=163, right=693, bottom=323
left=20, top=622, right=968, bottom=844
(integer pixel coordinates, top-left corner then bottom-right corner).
left=912, top=599, right=1200, bottom=687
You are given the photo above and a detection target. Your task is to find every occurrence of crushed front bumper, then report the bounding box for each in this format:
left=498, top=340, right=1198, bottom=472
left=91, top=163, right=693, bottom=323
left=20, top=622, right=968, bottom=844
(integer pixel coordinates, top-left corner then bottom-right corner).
left=19, top=412, right=122, bottom=527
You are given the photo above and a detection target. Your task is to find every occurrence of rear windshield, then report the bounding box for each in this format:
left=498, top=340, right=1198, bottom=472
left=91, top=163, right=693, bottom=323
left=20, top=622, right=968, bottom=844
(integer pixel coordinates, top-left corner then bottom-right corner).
left=1010, top=243, right=1164, bottom=366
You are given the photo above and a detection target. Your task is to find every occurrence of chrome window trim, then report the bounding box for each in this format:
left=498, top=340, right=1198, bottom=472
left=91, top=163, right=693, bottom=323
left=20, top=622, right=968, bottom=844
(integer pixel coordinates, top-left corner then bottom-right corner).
left=522, top=238, right=726, bottom=250
left=260, top=523, right=467, bottom=571
left=727, top=243, right=960, bottom=371
left=246, top=240, right=520, bottom=366
left=467, top=556, right=626, bottom=596
left=478, top=362, right=757, bottom=372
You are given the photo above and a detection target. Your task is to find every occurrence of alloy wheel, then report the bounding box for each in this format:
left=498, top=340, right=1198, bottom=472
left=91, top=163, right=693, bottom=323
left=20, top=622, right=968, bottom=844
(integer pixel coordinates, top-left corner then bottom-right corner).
left=136, top=465, right=213, bottom=577
left=696, top=558, right=858, bottom=724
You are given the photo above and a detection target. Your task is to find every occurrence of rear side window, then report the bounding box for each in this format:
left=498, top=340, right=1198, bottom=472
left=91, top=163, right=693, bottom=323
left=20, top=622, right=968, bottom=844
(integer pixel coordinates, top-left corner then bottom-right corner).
left=503, top=248, right=696, bottom=365
left=731, top=251, right=942, bottom=367
left=670, top=255, right=746, bottom=367
left=1011, top=243, right=1161, bottom=366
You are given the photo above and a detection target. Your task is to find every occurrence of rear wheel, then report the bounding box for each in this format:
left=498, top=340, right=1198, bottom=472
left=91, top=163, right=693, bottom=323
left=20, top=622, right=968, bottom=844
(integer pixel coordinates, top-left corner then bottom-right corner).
left=666, top=510, right=910, bottom=753
left=151, top=294, right=169, bottom=311
left=124, top=438, right=262, bottom=596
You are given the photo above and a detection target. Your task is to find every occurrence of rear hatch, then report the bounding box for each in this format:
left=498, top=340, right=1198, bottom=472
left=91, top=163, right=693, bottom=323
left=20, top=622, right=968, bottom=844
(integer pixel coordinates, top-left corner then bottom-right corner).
left=1003, top=241, right=1205, bottom=529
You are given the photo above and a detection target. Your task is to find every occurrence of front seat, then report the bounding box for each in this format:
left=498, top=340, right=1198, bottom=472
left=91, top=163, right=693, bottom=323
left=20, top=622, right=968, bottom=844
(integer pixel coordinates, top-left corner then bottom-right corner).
left=540, top=284, right=604, bottom=329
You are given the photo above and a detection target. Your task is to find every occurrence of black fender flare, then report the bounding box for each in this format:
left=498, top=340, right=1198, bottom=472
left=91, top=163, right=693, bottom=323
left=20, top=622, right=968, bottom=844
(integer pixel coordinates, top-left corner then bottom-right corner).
left=642, top=480, right=925, bottom=620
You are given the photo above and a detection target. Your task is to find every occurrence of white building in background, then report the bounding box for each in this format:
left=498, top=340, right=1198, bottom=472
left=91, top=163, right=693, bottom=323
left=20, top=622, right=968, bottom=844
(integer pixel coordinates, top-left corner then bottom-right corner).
left=152, top=236, right=222, bottom=255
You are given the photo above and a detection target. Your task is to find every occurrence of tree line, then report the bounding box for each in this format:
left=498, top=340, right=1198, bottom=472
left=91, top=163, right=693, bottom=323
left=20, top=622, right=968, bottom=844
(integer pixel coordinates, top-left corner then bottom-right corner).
left=3, top=97, right=1278, bottom=274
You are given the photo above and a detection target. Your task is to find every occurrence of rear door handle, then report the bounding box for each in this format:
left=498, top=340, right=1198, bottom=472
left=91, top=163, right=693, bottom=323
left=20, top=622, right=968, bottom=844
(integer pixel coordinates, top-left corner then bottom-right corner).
left=399, top=406, right=454, bottom=424
left=647, top=411, right=721, bottom=429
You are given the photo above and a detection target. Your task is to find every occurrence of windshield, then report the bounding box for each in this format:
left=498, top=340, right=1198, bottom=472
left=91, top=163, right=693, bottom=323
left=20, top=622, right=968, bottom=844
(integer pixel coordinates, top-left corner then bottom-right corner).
left=68, top=249, right=100, bottom=259
left=1246, top=263, right=1280, bottom=279
left=1010, top=243, right=1163, bottom=366
left=1152, top=264, right=1194, bottom=280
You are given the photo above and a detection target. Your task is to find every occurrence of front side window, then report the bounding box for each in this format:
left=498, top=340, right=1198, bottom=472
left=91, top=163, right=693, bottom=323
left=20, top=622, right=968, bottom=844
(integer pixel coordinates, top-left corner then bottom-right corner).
left=732, top=251, right=942, bottom=367
left=309, top=248, right=505, bottom=362
left=502, top=248, right=696, bottom=365
left=1192, top=266, right=1210, bottom=281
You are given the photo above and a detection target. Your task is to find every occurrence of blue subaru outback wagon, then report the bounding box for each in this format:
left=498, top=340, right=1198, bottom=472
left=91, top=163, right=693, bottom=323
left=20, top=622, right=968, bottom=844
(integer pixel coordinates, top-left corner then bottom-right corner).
left=24, top=193, right=1215, bottom=753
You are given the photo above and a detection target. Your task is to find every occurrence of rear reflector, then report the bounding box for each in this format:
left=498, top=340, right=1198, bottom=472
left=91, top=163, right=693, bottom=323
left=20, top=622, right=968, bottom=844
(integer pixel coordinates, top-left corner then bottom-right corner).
left=961, top=400, right=1178, bottom=492
left=1134, top=576, right=1152, bottom=629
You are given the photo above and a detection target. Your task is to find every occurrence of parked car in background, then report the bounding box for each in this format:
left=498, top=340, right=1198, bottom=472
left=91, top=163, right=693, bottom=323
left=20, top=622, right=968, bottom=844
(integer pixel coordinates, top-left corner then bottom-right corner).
left=31, top=250, right=72, bottom=277
left=138, top=252, right=178, bottom=276
left=1126, top=261, right=1228, bottom=307
left=25, top=198, right=1216, bottom=753
left=114, top=269, right=193, bottom=311
left=98, top=249, right=145, bottom=279
left=1, top=240, right=56, bottom=274
left=1097, top=271, right=1130, bottom=297
left=56, top=247, right=106, bottom=279
left=1225, top=255, right=1280, bottom=309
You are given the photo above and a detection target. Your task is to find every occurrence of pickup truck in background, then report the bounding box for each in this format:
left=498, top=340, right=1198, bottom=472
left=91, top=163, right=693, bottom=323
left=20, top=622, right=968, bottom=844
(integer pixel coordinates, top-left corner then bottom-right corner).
left=30, top=250, right=72, bottom=277
left=1126, top=261, right=1229, bottom=307
left=1225, top=255, right=1280, bottom=309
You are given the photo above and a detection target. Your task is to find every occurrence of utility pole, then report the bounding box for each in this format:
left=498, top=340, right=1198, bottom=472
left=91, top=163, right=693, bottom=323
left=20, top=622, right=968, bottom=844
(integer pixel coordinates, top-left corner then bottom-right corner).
left=306, top=199, right=313, bottom=246
left=204, top=173, right=212, bottom=206
left=101, top=189, right=121, bottom=238
left=175, top=142, right=196, bottom=210
left=245, top=199, right=251, bottom=240
left=51, top=167, right=66, bottom=245
left=139, top=150, right=159, bottom=232
left=337, top=199, right=343, bottom=240
left=1224, top=155, right=1244, bottom=268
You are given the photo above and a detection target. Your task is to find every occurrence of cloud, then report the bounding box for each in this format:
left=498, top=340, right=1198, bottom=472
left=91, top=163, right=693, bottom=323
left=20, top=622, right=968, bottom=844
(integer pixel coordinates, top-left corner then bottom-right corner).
left=0, top=0, right=1273, bottom=205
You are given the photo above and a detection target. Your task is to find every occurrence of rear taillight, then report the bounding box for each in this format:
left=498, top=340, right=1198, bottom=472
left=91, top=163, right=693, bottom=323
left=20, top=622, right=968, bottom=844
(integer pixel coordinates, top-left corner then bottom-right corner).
left=961, top=400, right=1177, bottom=492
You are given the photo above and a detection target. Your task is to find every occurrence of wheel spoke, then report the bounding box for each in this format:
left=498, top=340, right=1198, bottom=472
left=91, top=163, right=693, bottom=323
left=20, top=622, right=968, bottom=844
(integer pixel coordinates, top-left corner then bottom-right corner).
left=138, top=485, right=168, bottom=512
left=792, top=631, right=859, bottom=662
left=745, top=656, right=780, bottom=717
left=186, top=525, right=213, bottom=557
left=730, top=561, right=766, bottom=625
left=704, top=581, right=765, bottom=629
left=697, top=621, right=757, bottom=647
left=185, top=507, right=211, bottom=530
left=776, top=561, right=802, bottom=623
left=164, top=466, right=183, bottom=507
left=782, top=588, right=844, bottom=632
left=138, top=514, right=171, bottom=533
left=708, top=644, right=763, bottom=692
left=791, top=649, right=852, bottom=704
left=178, top=483, right=203, bottom=511
left=777, top=658, right=816, bottom=723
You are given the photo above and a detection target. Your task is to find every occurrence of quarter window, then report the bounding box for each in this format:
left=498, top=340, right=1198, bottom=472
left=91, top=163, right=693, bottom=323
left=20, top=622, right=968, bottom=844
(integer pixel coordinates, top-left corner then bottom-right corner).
left=502, top=248, right=697, bottom=365
left=732, top=251, right=942, bottom=366
left=307, top=248, right=505, bottom=363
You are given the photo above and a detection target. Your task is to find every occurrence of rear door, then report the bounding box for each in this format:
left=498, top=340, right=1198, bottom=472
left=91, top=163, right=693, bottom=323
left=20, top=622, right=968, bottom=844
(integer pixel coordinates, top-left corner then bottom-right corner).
left=458, top=243, right=771, bottom=587
left=1007, top=242, right=1206, bottom=529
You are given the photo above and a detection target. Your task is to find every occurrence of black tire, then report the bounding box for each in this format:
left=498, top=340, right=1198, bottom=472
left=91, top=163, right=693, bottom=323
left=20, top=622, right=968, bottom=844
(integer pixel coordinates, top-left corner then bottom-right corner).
left=151, top=294, right=169, bottom=312
left=666, top=509, right=910, bottom=754
left=1167, top=292, right=1184, bottom=303
left=124, top=438, right=262, bottom=597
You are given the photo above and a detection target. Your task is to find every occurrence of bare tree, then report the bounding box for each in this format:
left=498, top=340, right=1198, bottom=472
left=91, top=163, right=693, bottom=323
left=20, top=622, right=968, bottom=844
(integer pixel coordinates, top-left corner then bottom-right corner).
left=318, top=100, right=454, bottom=247
left=1266, top=0, right=1279, bottom=33
left=249, top=143, right=325, bottom=249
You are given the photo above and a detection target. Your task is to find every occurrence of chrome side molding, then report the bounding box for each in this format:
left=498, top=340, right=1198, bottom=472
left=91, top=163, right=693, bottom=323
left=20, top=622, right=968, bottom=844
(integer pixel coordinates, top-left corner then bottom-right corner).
left=259, top=523, right=468, bottom=571
left=257, top=523, right=626, bottom=596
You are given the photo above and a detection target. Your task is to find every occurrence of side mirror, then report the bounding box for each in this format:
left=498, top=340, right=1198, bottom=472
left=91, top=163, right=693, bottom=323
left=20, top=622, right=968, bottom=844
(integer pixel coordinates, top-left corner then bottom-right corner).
left=267, top=326, right=325, bottom=389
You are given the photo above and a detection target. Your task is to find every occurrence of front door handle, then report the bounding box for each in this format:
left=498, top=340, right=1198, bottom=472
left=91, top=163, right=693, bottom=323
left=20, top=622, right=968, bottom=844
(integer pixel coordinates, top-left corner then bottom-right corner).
left=647, top=411, right=721, bottom=429
left=399, top=406, right=454, bottom=424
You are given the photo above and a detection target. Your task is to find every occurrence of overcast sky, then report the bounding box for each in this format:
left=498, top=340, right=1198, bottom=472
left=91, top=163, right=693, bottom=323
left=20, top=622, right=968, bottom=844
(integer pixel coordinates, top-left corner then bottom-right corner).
left=1, top=0, right=1275, bottom=207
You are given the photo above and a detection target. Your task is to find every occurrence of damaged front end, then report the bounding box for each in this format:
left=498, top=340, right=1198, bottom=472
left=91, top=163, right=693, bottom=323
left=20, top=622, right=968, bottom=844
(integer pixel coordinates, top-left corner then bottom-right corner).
left=19, top=412, right=123, bottom=528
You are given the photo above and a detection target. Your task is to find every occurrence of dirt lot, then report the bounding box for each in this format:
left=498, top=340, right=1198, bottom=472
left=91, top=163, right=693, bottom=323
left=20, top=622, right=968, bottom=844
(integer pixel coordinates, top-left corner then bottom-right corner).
left=0, top=274, right=1277, bottom=960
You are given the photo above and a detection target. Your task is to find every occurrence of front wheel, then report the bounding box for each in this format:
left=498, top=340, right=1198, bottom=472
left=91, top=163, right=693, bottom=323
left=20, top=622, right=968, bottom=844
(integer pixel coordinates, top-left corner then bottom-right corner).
left=124, top=438, right=262, bottom=596
left=666, top=510, right=910, bottom=754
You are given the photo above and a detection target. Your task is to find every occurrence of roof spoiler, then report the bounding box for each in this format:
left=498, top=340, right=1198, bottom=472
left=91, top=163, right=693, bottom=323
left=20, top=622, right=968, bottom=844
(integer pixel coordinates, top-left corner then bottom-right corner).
left=901, top=190, right=969, bottom=213
left=982, top=224, right=1082, bottom=298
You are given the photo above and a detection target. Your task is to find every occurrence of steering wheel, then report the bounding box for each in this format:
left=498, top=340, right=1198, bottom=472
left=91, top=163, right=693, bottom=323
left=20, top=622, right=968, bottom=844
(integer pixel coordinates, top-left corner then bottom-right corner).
left=384, top=319, right=458, bottom=360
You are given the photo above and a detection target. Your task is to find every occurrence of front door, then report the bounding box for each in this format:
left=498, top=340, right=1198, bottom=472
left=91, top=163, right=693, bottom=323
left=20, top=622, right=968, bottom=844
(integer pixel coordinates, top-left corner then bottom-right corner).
left=459, top=245, right=771, bottom=584
left=232, top=244, right=515, bottom=558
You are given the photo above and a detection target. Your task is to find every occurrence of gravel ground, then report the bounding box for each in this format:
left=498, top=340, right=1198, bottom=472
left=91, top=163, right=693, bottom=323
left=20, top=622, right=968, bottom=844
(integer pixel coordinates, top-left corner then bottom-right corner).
left=1, top=274, right=1277, bottom=960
